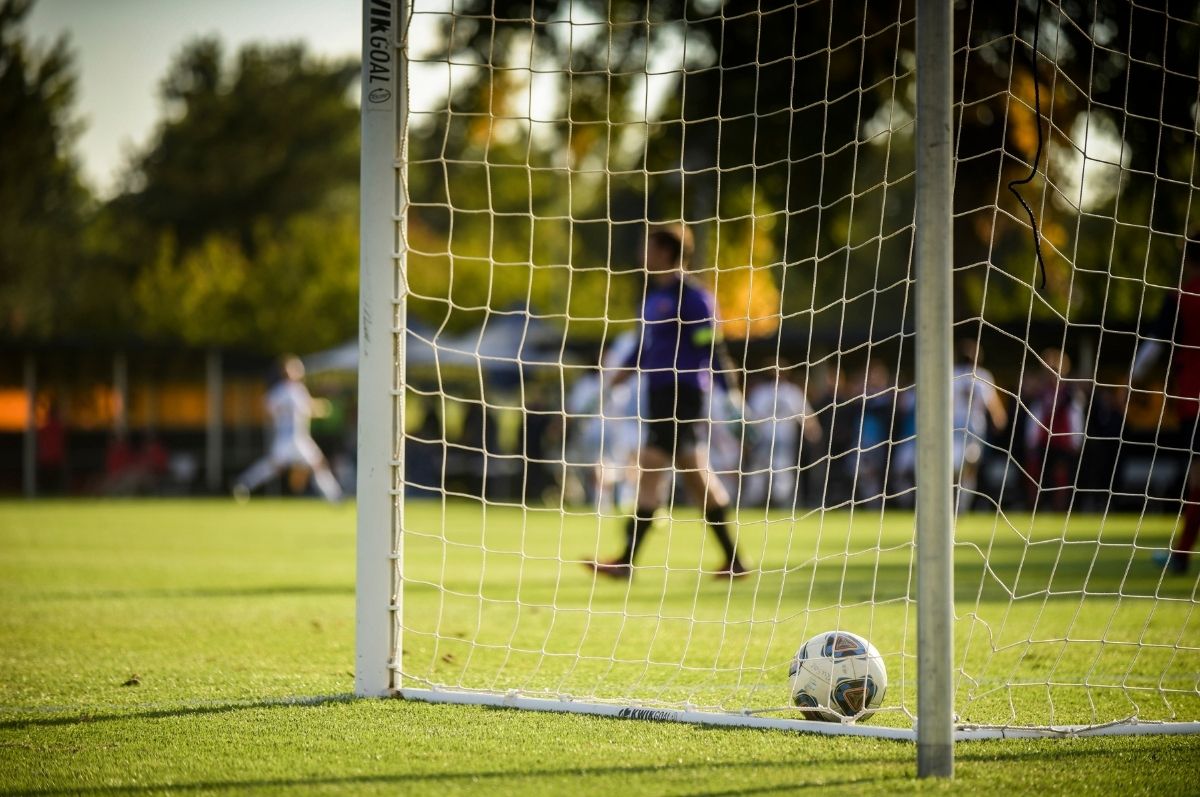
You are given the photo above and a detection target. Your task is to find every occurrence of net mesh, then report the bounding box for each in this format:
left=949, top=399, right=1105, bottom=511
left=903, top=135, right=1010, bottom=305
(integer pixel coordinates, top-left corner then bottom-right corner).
left=387, top=0, right=1200, bottom=731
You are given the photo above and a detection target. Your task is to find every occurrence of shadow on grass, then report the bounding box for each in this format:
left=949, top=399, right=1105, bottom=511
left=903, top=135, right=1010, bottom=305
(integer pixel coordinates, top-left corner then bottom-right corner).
left=21, top=585, right=353, bottom=602
left=0, top=694, right=357, bottom=731
left=954, top=736, right=1196, bottom=762
left=1, top=762, right=901, bottom=796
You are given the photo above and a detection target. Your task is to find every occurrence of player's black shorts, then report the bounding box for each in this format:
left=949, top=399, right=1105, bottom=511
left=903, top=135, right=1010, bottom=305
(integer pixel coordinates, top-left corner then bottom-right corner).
left=644, top=382, right=705, bottom=456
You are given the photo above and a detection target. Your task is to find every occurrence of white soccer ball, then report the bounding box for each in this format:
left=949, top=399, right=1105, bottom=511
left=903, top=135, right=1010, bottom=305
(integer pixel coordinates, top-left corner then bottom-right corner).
left=788, top=630, right=887, bottom=722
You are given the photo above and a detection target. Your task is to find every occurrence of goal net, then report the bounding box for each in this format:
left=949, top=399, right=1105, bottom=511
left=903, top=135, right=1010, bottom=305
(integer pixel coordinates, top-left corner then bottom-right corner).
left=358, top=0, right=1200, bottom=739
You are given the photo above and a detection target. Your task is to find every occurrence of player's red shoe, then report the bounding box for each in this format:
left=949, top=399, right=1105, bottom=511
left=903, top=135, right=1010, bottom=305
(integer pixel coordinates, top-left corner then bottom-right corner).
left=713, top=559, right=753, bottom=579
left=583, top=559, right=633, bottom=580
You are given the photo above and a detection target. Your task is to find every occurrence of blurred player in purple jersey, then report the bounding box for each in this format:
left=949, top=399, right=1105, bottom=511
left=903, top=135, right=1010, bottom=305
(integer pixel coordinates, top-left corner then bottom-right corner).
left=586, top=223, right=748, bottom=579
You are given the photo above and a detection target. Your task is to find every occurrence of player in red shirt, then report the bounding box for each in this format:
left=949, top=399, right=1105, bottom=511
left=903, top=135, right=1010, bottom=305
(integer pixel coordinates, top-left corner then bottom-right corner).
left=1132, top=240, right=1200, bottom=575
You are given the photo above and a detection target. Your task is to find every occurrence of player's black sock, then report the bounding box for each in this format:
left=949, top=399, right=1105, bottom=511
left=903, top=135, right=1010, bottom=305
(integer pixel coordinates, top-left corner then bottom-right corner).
left=618, top=509, right=656, bottom=565
left=705, top=505, right=739, bottom=565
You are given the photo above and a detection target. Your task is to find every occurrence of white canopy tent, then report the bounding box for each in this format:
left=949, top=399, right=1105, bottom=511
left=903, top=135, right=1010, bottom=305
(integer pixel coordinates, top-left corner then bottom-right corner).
left=303, top=312, right=574, bottom=376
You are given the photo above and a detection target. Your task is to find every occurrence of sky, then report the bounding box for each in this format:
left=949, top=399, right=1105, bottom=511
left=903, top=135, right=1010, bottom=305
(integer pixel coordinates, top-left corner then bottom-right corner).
left=27, top=0, right=361, bottom=197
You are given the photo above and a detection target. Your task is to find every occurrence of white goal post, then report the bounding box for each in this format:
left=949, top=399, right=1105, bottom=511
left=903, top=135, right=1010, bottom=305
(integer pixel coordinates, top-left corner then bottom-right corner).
left=357, top=0, right=1200, bottom=776
left=357, top=0, right=402, bottom=700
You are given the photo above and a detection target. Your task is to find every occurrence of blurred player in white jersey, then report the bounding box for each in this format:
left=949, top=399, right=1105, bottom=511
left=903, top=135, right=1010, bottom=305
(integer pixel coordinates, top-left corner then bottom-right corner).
left=233, top=356, right=343, bottom=503
left=599, top=331, right=642, bottom=510
left=564, top=332, right=643, bottom=510
left=742, top=362, right=821, bottom=508
left=705, top=382, right=747, bottom=498
left=953, top=340, right=1007, bottom=513
left=564, top=366, right=604, bottom=505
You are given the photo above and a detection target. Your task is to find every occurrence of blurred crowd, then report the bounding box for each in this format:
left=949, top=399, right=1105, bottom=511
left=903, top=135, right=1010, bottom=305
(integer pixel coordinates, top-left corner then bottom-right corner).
left=402, top=334, right=1193, bottom=516
left=35, top=338, right=1184, bottom=514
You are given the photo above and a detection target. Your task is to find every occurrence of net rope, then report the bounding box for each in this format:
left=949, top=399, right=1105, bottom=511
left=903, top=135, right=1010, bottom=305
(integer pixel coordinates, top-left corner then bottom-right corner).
left=387, top=0, right=1200, bottom=732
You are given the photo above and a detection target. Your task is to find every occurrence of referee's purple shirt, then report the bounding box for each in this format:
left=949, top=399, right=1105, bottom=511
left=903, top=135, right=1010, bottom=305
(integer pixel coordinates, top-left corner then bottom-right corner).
left=622, top=274, right=727, bottom=392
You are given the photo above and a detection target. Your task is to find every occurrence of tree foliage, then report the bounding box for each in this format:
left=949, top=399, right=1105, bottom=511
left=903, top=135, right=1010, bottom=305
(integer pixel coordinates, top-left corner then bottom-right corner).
left=7, top=0, right=1197, bottom=356
left=0, top=0, right=89, bottom=339
left=114, top=37, right=359, bottom=251
left=1, top=5, right=362, bottom=353
left=135, top=211, right=358, bottom=351
left=108, top=37, right=361, bottom=352
left=406, top=0, right=1200, bottom=345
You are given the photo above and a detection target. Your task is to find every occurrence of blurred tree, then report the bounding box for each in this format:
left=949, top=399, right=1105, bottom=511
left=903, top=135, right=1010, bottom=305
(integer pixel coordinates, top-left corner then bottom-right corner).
left=952, top=1, right=1200, bottom=328
left=408, top=0, right=914, bottom=341
left=113, top=37, right=359, bottom=250
left=134, top=210, right=358, bottom=352
left=0, top=0, right=90, bottom=339
left=0, top=17, right=361, bottom=351
left=412, top=0, right=1199, bottom=348
left=12, top=0, right=1181, bottom=353
left=105, top=37, right=360, bottom=352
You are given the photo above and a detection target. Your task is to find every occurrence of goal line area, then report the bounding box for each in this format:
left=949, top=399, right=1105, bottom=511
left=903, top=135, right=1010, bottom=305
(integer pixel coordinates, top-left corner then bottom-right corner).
left=380, top=503, right=1198, bottom=734
left=357, top=0, right=1200, bottom=749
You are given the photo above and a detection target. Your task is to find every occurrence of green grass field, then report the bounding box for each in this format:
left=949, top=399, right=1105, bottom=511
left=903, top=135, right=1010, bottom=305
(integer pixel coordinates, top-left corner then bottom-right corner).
left=2, top=499, right=1198, bottom=795
left=399, top=499, right=1199, bottom=728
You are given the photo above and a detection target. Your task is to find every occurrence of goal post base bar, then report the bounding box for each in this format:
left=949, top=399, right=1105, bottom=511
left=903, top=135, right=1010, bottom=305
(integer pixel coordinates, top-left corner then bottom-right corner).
left=396, top=687, right=913, bottom=740
left=952, top=721, right=1200, bottom=740
left=395, top=688, right=1200, bottom=741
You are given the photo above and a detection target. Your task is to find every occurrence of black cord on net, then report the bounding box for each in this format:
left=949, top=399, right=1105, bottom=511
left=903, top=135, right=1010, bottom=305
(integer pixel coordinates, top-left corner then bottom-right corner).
left=1006, top=0, right=1049, bottom=291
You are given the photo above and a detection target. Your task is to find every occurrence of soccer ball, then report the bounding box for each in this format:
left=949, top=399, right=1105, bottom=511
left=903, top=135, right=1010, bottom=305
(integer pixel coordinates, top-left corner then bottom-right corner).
left=788, top=630, right=887, bottom=722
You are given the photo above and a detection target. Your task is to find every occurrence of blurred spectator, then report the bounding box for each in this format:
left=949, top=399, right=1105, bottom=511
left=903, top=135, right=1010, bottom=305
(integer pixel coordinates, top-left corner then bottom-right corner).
left=707, top=381, right=746, bottom=501
left=1078, top=384, right=1125, bottom=511
left=522, top=382, right=560, bottom=505
left=742, top=361, right=820, bottom=508
left=36, top=401, right=67, bottom=495
left=858, top=360, right=895, bottom=505
left=806, top=364, right=844, bottom=506
left=565, top=333, right=642, bottom=510
left=99, top=431, right=137, bottom=495
left=98, top=431, right=169, bottom=496
left=953, top=340, right=1008, bottom=513
left=889, top=383, right=917, bottom=507
left=834, top=367, right=859, bottom=506
left=408, top=397, right=444, bottom=495
left=599, top=341, right=641, bottom=512
left=456, top=400, right=497, bottom=499
left=141, top=431, right=169, bottom=486
left=1024, top=347, right=1084, bottom=511
left=564, top=365, right=603, bottom=506
left=1131, top=243, right=1200, bottom=574
left=166, top=451, right=199, bottom=495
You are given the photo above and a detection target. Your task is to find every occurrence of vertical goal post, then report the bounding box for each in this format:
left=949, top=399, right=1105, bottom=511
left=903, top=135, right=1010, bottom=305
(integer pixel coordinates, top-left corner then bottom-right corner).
left=356, top=0, right=403, bottom=699
left=355, top=0, right=1200, bottom=770
left=914, top=0, right=955, bottom=778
